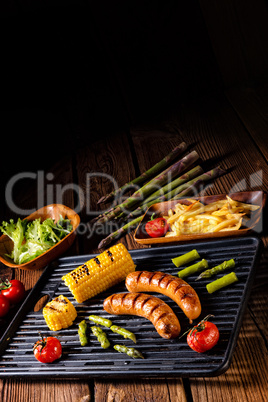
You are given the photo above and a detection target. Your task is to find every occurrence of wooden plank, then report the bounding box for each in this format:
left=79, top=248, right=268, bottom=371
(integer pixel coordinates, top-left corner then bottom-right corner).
left=190, top=309, right=268, bottom=402
left=8, top=154, right=79, bottom=290
left=127, top=128, right=189, bottom=251
left=1, top=90, right=267, bottom=400
left=0, top=148, right=83, bottom=401
left=226, top=85, right=268, bottom=162
left=74, top=130, right=137, bottom=254
left=224, top=86, right=268, bottom=343
left=131, top=93, right=268, bottom=400
left=162, top=95, right=268, bottom=194
left=94, top=379, right=187, bottom=402
left=86, top=130, right=196, bottom=399
left=198, top=0, right=268, bottom=87
left=248, top=237, right=268, bottom=341
left=0, top=379, right=91, bottom=402
left=73, top=129, right=187, bottom=399
left=130, top=128, right=186, bottom=176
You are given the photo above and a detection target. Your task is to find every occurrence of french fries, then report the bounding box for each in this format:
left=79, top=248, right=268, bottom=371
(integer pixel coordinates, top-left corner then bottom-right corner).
left=165, top=197, right=260, bottom=237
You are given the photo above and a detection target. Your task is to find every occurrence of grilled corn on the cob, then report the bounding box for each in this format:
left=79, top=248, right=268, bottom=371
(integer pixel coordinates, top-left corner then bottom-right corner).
left=61, top=243, right=135, bottom=303
left=43, top=295, right=77, bottom=331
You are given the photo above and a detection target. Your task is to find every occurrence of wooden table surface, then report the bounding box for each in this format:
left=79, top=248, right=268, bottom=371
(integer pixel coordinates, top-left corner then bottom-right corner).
left=0, top=87, right=267, bottom=401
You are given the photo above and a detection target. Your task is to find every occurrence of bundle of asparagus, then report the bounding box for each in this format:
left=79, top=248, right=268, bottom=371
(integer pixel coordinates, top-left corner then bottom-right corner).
left=97, top=142, right=187, bottom=204
left=92, top=149, right=199, bottom=227
left=91, top=144, right=225, bottom=249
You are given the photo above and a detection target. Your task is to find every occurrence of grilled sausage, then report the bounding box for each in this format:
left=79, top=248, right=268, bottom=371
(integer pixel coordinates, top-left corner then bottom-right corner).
left=125, top=271, right=201, bottom=323
left=103, top=292, right=181, bottom=339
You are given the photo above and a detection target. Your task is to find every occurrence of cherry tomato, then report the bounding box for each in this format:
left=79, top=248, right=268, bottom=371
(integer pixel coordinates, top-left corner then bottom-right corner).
left=0, top=294, right=10, bottom=317
left=0, top=279, right=25, bottom=304
left=33, top=334, right=62, bottom=363
left=186, top=315, right=219, bottom=353
left=145, top=217, right=169, bottom=238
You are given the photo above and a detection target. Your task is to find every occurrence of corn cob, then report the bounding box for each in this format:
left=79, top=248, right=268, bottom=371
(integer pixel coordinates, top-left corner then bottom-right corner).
left=43, top=295, right=77, bottom=331
left=61, top=243, right=135, bottom=303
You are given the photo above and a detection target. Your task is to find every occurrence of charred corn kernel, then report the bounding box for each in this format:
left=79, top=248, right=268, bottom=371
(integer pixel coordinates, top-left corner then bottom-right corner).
left=61, top=243, right=135, bottom=303
left=43, top=295, right=77, bottom=331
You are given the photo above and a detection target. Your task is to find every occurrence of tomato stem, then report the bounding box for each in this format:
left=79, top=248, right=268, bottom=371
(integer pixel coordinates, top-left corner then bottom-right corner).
left=0, top=279, right=12, bottom=290
left=180, top=314, right=215, bottom=338
left=33, top=332, right=47, bottom=355
left=150, top=213, right=156, bottom=221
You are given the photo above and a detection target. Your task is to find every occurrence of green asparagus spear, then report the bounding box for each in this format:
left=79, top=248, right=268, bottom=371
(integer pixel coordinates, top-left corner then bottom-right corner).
left=78, top=320, right=88, bottom=346
left=97, top=166, right=226, bottom=249
left=206, top=272, right=238, bottom=294
left=114, top=344, right=144, bottom=359
left=88, top=315, right=113, bottom=328
left=196, top=259, right=235, bottom=281
left=139, top=165, right=204, bottom=206
left=97, top=142, right=187, bottom=204
left=92, top=164, right=203, bottom=225
left=178, top=259, right=209, bottom=278
left=110, top=325, right=137, bottom=343
left=91, top=326, right=110, bottom=349
left=98, top=216, right=143, bottom=249
left=124, top=166, right=204, bottom=220
left=170, top=166, right=226, bottom=202
left=92, top=165, right=225, bottom=226
left=172, top=249, right=200, bottom=268
left=94, top=151, right=199, bottom=225
left=125, top=166, right=226, bottom=222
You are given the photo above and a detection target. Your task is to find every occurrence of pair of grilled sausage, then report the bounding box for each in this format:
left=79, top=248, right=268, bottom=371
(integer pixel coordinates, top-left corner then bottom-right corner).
left=103, top=271, right=201, bottom=339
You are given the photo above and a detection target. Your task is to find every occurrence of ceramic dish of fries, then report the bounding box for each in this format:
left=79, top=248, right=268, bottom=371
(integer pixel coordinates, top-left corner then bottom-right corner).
left=134, top=191, right=266, bottom=245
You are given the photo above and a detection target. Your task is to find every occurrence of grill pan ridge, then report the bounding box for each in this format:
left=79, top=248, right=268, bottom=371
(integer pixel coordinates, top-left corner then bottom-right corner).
left=0, top=236, right=262, bottom=378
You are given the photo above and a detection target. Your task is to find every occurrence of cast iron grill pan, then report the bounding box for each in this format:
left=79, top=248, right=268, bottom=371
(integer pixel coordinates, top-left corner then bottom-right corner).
left=0, top=237, right=262, bottom=378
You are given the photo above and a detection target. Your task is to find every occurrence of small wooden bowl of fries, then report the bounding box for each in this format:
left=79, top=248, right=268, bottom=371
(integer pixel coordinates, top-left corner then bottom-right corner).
left=134, top=191, right=266, bottom=245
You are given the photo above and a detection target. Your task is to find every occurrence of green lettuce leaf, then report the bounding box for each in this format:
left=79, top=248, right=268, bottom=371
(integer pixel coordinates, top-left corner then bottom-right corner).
left=0, top=218, right=28, bottom=263
left=0, top=215, right=73, bottom=264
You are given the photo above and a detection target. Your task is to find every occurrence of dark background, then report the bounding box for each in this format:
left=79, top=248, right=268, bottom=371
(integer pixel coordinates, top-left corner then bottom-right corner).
left=1, top=0, right=268, bottom=182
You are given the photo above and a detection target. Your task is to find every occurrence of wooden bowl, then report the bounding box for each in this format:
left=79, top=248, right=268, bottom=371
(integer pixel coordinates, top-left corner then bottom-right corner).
left=0, top=204, right=80, bottom=270
left=134, top=191, right=266, bottom=245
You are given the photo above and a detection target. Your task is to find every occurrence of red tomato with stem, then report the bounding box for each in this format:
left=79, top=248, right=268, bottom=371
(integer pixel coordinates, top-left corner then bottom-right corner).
left=186, top=315, right=219, bottom=353
left=0, top=279, right=25, bottom=304
left=145, top=216, right=169, bottom=238
left=33, top=334, right=62, bottom=363
left=0, top=294, right=10, bottom=317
